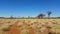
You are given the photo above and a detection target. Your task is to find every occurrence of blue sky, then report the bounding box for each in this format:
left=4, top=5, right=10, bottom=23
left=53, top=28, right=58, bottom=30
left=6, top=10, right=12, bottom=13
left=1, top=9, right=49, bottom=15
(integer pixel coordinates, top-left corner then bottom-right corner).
left=0, top=0, right=60, bottom=17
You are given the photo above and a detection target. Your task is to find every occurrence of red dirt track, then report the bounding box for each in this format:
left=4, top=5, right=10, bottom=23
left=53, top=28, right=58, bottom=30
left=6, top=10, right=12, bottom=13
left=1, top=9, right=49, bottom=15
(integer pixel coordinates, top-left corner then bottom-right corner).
left=4, top=22, right=21, bottom=34
left=4, top=21, right=35, bottom=34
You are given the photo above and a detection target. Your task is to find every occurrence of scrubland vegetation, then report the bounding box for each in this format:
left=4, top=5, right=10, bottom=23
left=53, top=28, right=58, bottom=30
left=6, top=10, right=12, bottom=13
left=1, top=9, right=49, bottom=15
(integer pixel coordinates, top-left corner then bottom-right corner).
left=0, top=18, right=60, bottom=34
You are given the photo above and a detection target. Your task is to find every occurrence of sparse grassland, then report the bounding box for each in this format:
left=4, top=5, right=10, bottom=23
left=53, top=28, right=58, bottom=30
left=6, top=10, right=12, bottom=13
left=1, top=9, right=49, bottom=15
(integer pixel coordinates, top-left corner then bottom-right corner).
left=0, top=18, right=60, bottom=34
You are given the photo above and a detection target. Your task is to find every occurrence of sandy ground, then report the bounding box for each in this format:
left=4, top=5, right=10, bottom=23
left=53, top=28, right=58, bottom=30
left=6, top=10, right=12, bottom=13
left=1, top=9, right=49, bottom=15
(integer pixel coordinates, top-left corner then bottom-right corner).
left=0, top=18, right=60, bottom=34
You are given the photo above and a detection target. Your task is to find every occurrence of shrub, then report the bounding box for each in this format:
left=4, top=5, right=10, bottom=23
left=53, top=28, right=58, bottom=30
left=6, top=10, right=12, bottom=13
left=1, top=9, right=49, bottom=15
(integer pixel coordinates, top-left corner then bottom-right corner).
left=2, top=26, right=10, bottom=32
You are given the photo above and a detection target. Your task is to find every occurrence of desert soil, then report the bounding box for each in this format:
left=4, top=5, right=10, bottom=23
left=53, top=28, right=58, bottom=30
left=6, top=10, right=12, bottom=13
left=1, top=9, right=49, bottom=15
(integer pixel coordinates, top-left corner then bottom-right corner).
left=0, top=18, right=60, bottom=34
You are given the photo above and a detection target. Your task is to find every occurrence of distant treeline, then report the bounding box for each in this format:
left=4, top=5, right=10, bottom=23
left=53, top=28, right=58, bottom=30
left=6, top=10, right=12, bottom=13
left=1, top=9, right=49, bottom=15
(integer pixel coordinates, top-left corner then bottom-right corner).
left=0, top=17, right=60, bottom=19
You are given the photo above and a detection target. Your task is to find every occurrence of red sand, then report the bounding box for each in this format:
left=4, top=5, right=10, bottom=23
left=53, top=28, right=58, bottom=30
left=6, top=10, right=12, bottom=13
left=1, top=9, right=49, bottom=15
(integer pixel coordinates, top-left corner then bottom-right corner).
left=4, top=22, right=21, bottom=34
left=4, top=21, right=35, bottom=34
